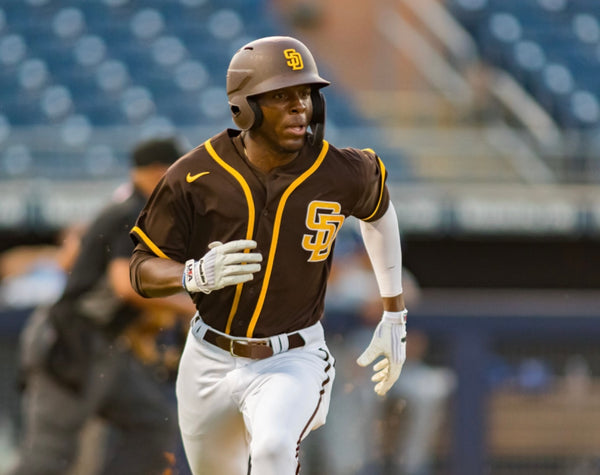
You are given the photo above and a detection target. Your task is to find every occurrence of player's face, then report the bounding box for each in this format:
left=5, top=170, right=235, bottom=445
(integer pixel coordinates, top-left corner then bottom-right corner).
left=255, top=84, right=313, bottom=154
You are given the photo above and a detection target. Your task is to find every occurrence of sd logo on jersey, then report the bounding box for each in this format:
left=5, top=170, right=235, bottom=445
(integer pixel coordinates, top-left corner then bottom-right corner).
left=284, top=48, right=304, bottom=70
left=302, top=201, right=344, bottom=262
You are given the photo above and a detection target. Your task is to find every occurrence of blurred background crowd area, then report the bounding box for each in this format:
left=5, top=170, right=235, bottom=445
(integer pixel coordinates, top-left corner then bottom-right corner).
left=1, top=0, right=600, bottom=474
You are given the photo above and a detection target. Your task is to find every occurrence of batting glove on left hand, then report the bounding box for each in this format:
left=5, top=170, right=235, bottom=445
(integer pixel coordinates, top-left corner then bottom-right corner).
left=357, top=310, right=407, bottom=396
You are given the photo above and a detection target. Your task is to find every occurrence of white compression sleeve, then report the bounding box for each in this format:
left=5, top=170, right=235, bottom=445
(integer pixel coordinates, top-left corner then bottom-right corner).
left=359, top=201, right=403, bottom=297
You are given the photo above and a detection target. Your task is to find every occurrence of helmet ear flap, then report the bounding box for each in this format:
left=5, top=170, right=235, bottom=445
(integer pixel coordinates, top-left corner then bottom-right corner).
left=248, top=98, right=263, bottom=130
left=228, top=100, right=259, bottom=130
left=308, top=89, right=326, bottom=145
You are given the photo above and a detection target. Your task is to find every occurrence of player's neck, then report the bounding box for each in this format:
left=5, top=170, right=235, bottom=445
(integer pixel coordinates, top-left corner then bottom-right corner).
left=242, top=131, right=301, bottom=174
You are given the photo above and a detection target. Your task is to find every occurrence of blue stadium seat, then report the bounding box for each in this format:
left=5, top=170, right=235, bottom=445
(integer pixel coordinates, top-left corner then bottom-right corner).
left=1, top=143, right=33, bottom=177
left=77, top=99, right=128, bottom=126
left=39, top=84, right=74, bottom=123
left=571, top=12, right=600, bottom=45
left=172, top=59, right=210, bottom=93
left=479, top=12, right=523, bottom=69
left=17, top=58, right=50, bottom=94
left=82, top=144, right=127, bottom=177
left=95, top=59, right=131, bottom=94
left=155, top=92, right=206, bottom=125
left=0, top=34, right=28, bottom=69
left=156, top=1, right=215, bottom=29
left=150, top=35, right=189, bottom=69
left=0, top=114, right=10, bottom=146
left=532, top=62, right=575, bottom=119
left=2, top=1, right=58, bottom=30
left=129, top=8, right=166, bottom=41
left=59, top=114, right=93, bottom=148
left=206, top=8, right=245, bottom=42
left=72, top=35, right=108, bottom=69
left=140, top=66, right=183, bottom=99
left=0, top=70, right=20, bottom=98
left=570, top=0, right=600, bottom=16
left=0, top=8, right=6, bottom=34
left=138, top=115, right=178, bottom=140
left=552, top=88, right=600, bottom=130
left=51, top=7, right=87, bottom=42
left=114, top=49, right=154, bottom=80
left=63, top=71, right=102, bottom=104
left=446, top=0, right=491, bottom=39
left=2, top=95, right=44, bottom=125
left=118, top=85, right=156, bottom=124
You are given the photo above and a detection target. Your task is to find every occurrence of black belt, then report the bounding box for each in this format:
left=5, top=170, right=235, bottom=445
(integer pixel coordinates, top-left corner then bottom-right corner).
left=203, top=328, right=305, bottom=359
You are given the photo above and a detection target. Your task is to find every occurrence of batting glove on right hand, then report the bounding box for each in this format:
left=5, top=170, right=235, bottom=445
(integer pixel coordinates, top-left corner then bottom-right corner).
left=183, top=240, right=262, bottom=294
left=357, top=310, right=407, bottom=396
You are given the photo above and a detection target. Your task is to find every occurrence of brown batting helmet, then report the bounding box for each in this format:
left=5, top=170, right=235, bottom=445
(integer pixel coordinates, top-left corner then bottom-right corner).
left=226, top=36, right=330, bottom=143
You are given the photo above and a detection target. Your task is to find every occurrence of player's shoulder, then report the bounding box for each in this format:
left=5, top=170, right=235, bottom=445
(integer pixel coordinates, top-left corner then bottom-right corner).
left=327, top=142, right=378, bottom=159
left=325, top=142, right=380, bottom=168
left=163, top=130, right=231, bottom=181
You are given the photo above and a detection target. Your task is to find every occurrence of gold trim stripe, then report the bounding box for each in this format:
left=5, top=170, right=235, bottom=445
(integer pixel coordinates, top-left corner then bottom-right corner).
left=246, top=140, right=330, bottom=337
left=131, top=226, right=170, bottom=259
left=362, top=155, right=387, bottom=222
left=204, top=139, right=256, bottom=335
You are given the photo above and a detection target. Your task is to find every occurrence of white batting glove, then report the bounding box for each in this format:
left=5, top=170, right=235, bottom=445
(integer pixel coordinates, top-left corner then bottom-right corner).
left=182, top=240, right=262, bottom=294
left=357, top=310, right=407, bottom=396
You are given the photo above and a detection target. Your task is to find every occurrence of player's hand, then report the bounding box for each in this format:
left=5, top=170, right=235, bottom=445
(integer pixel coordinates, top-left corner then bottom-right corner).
left=182, top=240, right=262, bottom=294
left=357, top=310, right=407, bottom=396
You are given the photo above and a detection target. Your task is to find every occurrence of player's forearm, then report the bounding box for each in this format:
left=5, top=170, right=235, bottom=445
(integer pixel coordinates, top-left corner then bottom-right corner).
left=359, top=201, right=404, bottom=299
left=116, top=257, right=194, bottom=313
left=130, top=252, right=186, bottom=298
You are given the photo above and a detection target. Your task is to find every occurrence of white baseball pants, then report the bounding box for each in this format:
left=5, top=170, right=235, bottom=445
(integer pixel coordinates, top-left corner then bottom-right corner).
left=176, top=317, right=335, bottom=475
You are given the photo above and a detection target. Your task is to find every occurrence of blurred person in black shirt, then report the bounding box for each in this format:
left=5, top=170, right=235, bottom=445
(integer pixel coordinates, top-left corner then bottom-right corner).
left=7, top=138, right=195, bottom=475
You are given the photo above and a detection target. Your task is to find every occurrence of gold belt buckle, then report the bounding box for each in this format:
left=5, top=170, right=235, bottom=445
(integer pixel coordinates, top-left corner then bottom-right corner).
left=229, top=339, right=239, bottom=357
left=229, top=338, right=269, bottom=357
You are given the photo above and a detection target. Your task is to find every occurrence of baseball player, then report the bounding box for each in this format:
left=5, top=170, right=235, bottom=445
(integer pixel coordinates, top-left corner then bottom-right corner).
left=8, top=139, right=195, bottom=475
left=129, top=36, right=407, bottom=475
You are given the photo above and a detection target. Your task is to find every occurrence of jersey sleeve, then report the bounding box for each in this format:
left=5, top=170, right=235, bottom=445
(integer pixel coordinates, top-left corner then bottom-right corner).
left=130, top=173, right=191, bottom=262
left=350, top=148, right=390, bottom=222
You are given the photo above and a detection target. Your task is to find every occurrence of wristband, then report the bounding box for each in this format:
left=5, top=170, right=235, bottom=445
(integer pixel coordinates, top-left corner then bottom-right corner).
left=183, top=258, right=209, bottom=292
left=382, top=309, right=407, bottom=324
left=182, top=259, right=194, bottom=290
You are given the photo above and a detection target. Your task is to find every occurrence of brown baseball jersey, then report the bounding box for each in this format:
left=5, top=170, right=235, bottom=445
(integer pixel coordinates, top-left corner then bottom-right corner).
left=130, top=129, right=390, bottom=338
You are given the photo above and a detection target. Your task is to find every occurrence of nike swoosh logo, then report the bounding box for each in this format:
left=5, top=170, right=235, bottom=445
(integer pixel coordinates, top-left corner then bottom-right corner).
left=186, top=171, right=210, bottom=183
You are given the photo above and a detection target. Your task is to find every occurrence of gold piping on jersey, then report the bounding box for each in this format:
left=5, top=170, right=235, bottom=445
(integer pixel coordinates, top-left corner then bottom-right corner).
left=204, top=139, right=256, bottom=335
left=246, top=140, right=330, bottom=338
left=361, top=154, right=387, bottom=222
left=131, top=226, right=170, bottom=259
